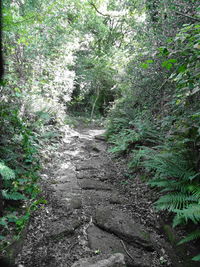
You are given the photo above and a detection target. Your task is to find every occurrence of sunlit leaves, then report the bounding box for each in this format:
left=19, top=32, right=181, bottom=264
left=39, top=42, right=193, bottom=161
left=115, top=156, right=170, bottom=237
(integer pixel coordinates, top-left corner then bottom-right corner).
left=162, top=59, right=177, bottom=70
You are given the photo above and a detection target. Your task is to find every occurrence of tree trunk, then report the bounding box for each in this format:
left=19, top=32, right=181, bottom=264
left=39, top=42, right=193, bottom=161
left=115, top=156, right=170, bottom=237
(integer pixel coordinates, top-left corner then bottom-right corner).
left=91, top=87, right=99, bottom=119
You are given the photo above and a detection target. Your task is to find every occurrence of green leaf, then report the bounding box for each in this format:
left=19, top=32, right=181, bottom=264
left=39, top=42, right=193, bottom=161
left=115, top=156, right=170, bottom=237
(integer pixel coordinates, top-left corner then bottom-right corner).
left=162, top=60, right=174, bottom=70
left=178, top=65, right=187, bottom=73
left=192, top=254, right=200, bottom=261
left=140, top=63, right=149, bottom=69
left=159, top=47, right=169, bottom=55
left=146, top=60, right=153, bottom=63
left=168, top=59, right=177, bottom=63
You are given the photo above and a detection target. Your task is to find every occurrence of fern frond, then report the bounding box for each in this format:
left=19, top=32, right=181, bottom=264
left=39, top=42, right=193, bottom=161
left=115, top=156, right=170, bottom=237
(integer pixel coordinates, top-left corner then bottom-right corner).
left=128, top=147, right=155, bottom=169
left=149, top=179, right=182, bottom=188
left=0, top=162, right=15, bottom=180
left=188, top=185, right=200, bottom=199
left=175, top=204, right=200, bottom=224
left=2, top=190, right=27, bottom=200
left=155, top=193, right=197, bottom=211
left=173, top=214, right=185, bottom=227
left=146, top=152, right=196, bottom=181
left=150, top=179, right=196, bottom=194
left=178, top=230, right=200, bottom=245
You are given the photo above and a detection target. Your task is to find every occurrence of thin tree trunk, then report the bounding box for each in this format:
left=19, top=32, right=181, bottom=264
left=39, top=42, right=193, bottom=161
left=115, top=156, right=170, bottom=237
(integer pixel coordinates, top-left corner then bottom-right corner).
left=91, top=87, right=99, bottom=119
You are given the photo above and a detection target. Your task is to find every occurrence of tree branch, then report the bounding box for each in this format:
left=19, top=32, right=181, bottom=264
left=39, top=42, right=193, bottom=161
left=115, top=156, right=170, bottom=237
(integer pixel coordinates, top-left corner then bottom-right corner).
left=89, top=1, right=110, bottom=17
left=120, top=240, right=135, bottom=261
left=89, top=1, right=119, bottom=18
left=175, top=11, right=200, bottom=22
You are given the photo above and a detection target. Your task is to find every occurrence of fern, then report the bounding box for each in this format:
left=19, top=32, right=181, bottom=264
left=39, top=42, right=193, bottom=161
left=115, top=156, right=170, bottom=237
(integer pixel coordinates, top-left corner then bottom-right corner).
left=178, top=230, right=200, bottom=245
left=0, top=162, right=15, bottom=180
left=187, top=185, right=200, bottom=198
left=155, top=193, right=197, bottom=211
left=128, top=147, right=155, bottom=169
left=2, top=190, right=27, bottom=200
left=173, top=204, right=200, bottom=225
left=108, top=129, right=140, bottom=154
left=145, top=148, right=200, bottom=261
left=145, top=152, right=197, bottom=181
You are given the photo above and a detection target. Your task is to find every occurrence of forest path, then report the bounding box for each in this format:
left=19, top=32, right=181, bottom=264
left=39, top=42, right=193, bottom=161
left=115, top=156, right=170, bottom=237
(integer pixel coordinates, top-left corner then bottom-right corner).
left=16, top=124, right=180, bottom=267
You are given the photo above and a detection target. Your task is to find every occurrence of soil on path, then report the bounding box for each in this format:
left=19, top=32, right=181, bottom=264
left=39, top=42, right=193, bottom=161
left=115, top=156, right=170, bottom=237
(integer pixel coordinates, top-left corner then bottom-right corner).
left=15, top=124, right=195, bottom=267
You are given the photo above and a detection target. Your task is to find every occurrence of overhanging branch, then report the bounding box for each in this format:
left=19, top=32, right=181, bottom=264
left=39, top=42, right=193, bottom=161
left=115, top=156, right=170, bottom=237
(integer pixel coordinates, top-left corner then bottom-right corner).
left=175, top=11, right=200, bottom=22
left=89, top=1, right=120, bottom=18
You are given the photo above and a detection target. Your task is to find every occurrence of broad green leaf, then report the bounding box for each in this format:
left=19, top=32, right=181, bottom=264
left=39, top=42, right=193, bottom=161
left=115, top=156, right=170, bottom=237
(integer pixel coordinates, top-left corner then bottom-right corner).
left=140, top=63, right=149, bottom=69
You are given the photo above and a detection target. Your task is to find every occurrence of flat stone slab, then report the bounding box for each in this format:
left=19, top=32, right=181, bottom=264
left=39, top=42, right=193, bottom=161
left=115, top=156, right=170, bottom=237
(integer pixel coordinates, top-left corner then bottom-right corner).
left=87, top=225, right=124, bottom=254
left=78, top=179, right=112, bottom=191
left=70, top=196, right=82, bottom=209
left=52, top=182, right=79, bottom=193
left=71, top=253, right=126, bottom=267
left=56, top=170, right=77, bottom=183
left=94, top=206, right=153, bottom=251
left=82, top=190, right=112, bottom=206
left=109, top=193, right=125, bottom=204
left=87, top=225, right=154, bottom=267
left=52, top=183, right=71, bottom=192
left=94, top=134, right=106, bottom=141
left=76, top=159, right=102, bottom=171
left=88, top=129, right=106, bottom=136
left=47, top=218, right=82, bottom=240
left=76, top=170, right=99, bottom=179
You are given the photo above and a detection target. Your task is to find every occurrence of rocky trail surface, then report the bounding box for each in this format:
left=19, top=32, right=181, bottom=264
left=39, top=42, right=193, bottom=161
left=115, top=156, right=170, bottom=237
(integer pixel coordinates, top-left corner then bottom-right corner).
left=15, top=124, right=192, bottom=267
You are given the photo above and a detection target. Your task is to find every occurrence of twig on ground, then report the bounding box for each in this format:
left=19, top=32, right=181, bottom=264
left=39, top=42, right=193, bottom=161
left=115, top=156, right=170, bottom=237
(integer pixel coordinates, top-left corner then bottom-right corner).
left=120, top=239, right=135, bottom=262
left=67, top=240, right=79, bottom=255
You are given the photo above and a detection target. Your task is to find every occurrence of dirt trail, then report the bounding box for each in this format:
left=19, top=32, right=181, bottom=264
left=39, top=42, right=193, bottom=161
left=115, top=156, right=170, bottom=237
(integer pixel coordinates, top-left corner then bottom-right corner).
left=15, top=125, right=185, bottom=267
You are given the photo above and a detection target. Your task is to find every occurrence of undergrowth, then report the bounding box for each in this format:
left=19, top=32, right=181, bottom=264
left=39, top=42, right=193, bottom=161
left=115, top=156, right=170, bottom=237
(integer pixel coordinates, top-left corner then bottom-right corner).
left=106, top=21, right=200, bottom=262
left=0, top=99, right=61, bottom=255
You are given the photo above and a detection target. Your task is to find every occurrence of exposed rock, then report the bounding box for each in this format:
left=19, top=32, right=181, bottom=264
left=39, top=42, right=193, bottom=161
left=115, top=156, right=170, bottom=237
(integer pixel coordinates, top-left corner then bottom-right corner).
left=109, top=194, right=124, bottom=204
left=56, top=170, right=77, bottom=183
left=70, top=197, right=82, bottom=209
left=78, top=179, right=112, bottom=191
left=15, top=125, right=182, bottom=267
left=76, top=159, right=102, bottom=171
left=71, top=253, right=126, bottom=267
left=87, top=225, right=122, bottom=253
left=83, top=142, right=101, bottom=153
left=94, top=206, right=153, bottom=251
left=82, top=191, right=112, bottom=206
left=76, top=169, right=106, bottom=180
left=87, top=225, right=154, bottom=267
left=94, top=134, right=106, bottom=141
left=76, top=164, right=96, bottom=171
left=47, top=218, right=82, bottom=240
left=98, top=176, right=108, bottom=181
left=52, top=179, right=80, bottom=195
left=76, top=170, right=98, bottom=179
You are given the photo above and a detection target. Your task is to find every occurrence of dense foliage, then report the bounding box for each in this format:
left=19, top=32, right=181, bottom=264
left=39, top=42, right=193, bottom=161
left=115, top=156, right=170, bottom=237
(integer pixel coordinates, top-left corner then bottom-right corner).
left=105, top=0, right=200, bottom=261
left=0, top=0, right=200, bottom=261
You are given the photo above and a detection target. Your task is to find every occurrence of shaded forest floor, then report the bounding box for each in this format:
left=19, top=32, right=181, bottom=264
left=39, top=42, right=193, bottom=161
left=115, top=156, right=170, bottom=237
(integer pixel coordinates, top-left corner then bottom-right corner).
left=14, top=122, right=198, bottom=267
